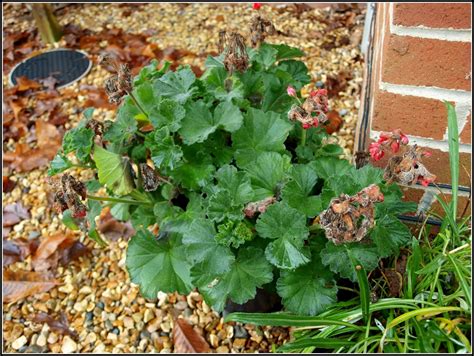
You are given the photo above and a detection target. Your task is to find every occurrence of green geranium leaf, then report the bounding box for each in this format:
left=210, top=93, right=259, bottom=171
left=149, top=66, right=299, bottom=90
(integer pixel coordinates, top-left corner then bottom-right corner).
left=131, top=205, right=156, bottom=229
left=182, top=219, right=235, bottom=275
left=63, top=126, right=94, bottom=163
left=171, top=161, right=215, bottom=191
left=154, top=66, right=196, bottom=104
left=256, top=202, right=310, bottom=269
left=255, top=43, right=278, bottom=69
left=104, top=99, right=138, bottom=147
left=215, top=220, right=254, bottom=248
left=277, top=60, right=310, bottom=89
left=354, top=165, right=384, bottom=189
left=196, top=247, right=273, bottom=311
left=180, top=100, right=243, bottom=145
left=110, top=203, right=130, bottom=221
left=150, top=98, right=185, bottom=133
left=93, top=145, right=134, bottom=196
left=145, top=127, right=183, bottom=171
left=277, top=258, right=337, bottom=316
left=133, top=81, right=155, bottom=114
left=86, top=200, right=108, bottom=247
left=207, top=190, right=245, bottom=223
left=371, top=215, right=412, bottom=258
left=62, top=210, right=79, bottom=231
left=311, top=157, right=353, bottom=180
left=204, top=54, right=225, bottom=69
left=215, top=165, right=254, bottom=204
left=243, top=152, right=291, bottom=200
left=232, top=108, right=293, bottom=167
left=281, top=164, right=322, bottom=217
left=48, top=153, right=73, bottom=176
left=126, top=229, right=193, bottom=298
left=269, top=44, right=305, bottom=61
left=320, top=241, right=380, bottom=282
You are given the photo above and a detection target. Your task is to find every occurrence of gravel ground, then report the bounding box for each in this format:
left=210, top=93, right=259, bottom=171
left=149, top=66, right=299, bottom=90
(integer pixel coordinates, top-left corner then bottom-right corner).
left=3, top=3, right=365, bottom=353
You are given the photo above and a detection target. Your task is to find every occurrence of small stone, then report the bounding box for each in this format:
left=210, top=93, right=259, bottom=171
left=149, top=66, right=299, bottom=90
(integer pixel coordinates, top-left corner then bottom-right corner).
left=96, top=301, right=105, bottom=310
left=61, top=336, right=78, bottom=353
left=12, top=336, right=27, bottom=350
left=233, top=338, right=247, bottom=348
left=174, top=301, right=188, bottom=310
left=316, top=81, right=324, bottom=88
left=132, top=312, right=142, bottom=323
left=28, top=231, right=40, bottom=239
left=123, top=317, right=134, bottom=329
left=144, top=309, right=154, bottom=323
left=160, top=321, right=171, bottom=333
left=73, top=299, right=88, bottom=312
left=92, top=343, right=105, bottom=353
left=217, top=346, right=229, bottom=353
left=234, top=324, right=248, bottom=338
left=59, top=283, right=74, bottom=294
left=339, top=109, right=348, bottom=116
left=157, top=292, right=167, bottom=307
left=79, top=286, right=92, bottom=294
left=107, top=332, right=118, bottom=341
left=209, top=333, right=219, bottom=348
left=47, top=333, right=58, bottom=344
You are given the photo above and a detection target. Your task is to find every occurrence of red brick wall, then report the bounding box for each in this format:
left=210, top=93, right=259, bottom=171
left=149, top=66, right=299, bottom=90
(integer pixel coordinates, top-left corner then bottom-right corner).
left=356, top=3, right=472, bottom=217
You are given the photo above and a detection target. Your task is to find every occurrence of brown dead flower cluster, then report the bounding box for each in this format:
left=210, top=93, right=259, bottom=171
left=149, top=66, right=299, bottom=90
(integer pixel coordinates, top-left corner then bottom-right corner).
left=48, top=174, right=87, bottom=218
left=99, top=54, right=133, bottom=103
left=318, top=184, right=384, bottom=244
left=250, top=15, right=276, bottom=48
left=244, top=196, right=277, bottom=218
left=219, top=31, right=249, bottom=74
left=288, top=89, right=329, bottom=129
left=384, top=145, right=436, bottom=187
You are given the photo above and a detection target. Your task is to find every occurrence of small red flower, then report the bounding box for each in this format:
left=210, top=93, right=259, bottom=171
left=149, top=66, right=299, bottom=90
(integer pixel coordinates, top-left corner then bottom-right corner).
left=302, top=123, right=311, bottom=130
left=310, top=88, right=327, bottom=97
left=400, top=133, right=409, bottom=145
left=253, top=3, right=262, bottom=10
left=313, top=118, right=319, bottom=127
left=390, top=140, right=400, bottom=153
left=418, top=176, right=435, bottom=187
left=369, top=142, right=384, bottom=161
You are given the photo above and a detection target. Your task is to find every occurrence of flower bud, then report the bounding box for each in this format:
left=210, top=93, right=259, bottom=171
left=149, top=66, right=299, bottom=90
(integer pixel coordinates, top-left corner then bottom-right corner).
left=287, top=85, right=297, bottom=97
left=253, top=3, right=262, bottom=10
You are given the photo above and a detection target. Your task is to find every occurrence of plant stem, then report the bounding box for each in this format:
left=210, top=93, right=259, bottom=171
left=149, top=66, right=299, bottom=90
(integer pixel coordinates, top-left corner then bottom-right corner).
left=301, top=128, right=307, bottom=147
left=128, top=91, right=148, bottom=119
left=88, top=195, right=151, bottom=206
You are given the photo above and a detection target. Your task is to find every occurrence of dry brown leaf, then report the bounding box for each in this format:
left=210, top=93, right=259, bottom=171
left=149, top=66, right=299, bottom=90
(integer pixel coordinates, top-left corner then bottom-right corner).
left=15, top=76, right=42, bottom=91
left=3, top=176, right=16, bottom=193
left=3, top=238, right=39, bottom=267
left=324, top=110, right=343, bottom=135
left=31, top=312, right=78, bottom=339
left=31, top=233, right=69, bottom=271
left=173, top=317, right=211, bottom=353
left=3, top=121, right=62, bottom=172
left=3, top=202, right=30, bottom=227
left=97, top=210, right=135, bottom=241
left=3, top=269, right=59, bottom=304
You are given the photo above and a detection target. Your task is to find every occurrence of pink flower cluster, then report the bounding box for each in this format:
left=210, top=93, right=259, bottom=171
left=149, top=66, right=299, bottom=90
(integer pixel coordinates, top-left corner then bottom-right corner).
left=369, top=129, right=409, bottom=161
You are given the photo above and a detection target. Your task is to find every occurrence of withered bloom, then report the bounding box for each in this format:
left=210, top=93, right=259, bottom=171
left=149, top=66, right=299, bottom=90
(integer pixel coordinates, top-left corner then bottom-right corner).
left=85, top=119, right=104, bottom=137
left=244, top=196, right=276, bottom=218
left=99, top=54, right=132, bottom=104
left=139, top=163, right=161, bottom=192
left=384, top=145, right=436, bottom=187
left=318, top=184, right=384, bottom=244
left=220, top=31, right=249, bottom=74
left=250, top=15, right=276, bottom=48
left=48, top=174, right=88, bottom=218
left=287, top=89, right=329, bottom=129
left=354, top=151, right=370, bottom=169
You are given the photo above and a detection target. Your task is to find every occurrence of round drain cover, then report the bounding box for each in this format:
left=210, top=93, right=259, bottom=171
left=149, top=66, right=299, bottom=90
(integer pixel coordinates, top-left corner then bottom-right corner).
left=9, top=49, right=92, bottom=89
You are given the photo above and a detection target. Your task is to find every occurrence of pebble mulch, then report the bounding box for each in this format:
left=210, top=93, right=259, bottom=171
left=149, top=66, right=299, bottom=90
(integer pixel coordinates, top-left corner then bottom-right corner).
left=3, top=3, right=365, bottom=353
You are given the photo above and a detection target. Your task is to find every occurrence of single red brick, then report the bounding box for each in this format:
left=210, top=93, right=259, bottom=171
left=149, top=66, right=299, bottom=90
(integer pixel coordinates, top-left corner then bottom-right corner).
left=368, top=144, right=471, bottom=187
left=371, top=91, right=449, bottom=140
left=460, top=112, right=471, bottom=144
left=382, top=35, right=471, bottom=91
left=393, top=3, right=472, bottom=30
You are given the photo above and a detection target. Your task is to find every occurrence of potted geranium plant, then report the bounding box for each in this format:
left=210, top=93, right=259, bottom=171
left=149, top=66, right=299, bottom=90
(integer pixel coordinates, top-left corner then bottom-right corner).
left=47, top=14, right=435, bottom=316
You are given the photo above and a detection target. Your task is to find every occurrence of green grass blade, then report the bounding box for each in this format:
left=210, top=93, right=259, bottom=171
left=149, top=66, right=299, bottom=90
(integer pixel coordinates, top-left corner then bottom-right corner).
left=386, top=307, right=463, bottom=330
left=447, top=253, right=472, bottom=311
left=277, top=338, right=355, bottom=352
left=346, top=246, right=370, bottom=323
left=445, top=101, right=459, bottom=224
left=224, top=312, right=363, bottom=328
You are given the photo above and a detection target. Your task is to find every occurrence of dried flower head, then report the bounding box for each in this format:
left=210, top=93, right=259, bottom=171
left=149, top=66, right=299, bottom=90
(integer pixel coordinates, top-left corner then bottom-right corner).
left=48, top=174, right=88, bottom=218
left=99, top=53, right=132, bottom=104
left=85, top=119, right=104, bottom=137
left=287, top=89, right=329, bottom=129
left=219, top=31, right=249, bottom=74
left=384, top=145, right=436, bottom=187
left=250, top=15, right=276, bottom=48
left=244, top=196, right=276, bottom=218
left=139, top=163, right=161, bottom=192
left=319, top=184, right=384, bottom=244
left=354, top=151, right=371, bottom=169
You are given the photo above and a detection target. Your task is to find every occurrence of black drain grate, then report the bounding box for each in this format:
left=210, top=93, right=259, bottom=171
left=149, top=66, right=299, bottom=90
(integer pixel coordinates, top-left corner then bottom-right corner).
left=9, top=49, right=92, bottom=89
